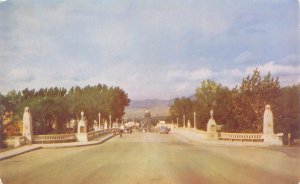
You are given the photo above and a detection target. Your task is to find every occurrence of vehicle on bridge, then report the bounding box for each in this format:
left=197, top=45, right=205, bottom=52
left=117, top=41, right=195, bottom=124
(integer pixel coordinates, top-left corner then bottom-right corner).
left=159, top=126, right=170, bottom=134
left=156, top=121, right=170, bottom=134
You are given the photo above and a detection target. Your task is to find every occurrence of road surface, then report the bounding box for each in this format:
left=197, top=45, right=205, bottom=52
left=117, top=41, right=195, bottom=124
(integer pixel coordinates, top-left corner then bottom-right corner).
left=0, top=131, right=299, bottom=184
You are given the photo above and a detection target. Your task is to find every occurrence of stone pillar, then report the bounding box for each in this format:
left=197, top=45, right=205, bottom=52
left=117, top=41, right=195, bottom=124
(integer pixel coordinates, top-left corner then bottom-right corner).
left=263, top=105, right=282, bottom=144
left=206, top=109, right=218, bottom=140
left=98, top=113, right=101, bottom=130
left=93, top=120, right=98, bottom=131
left=76, top=111, right=88, bottom=142
left=207, top=110, right=217, bottom=133
left=104, top=120, right=108, bottom=130
left=263, top=105, right=274, bottom=135
left=109, top=115, right=112, bottom=129
left=77, top=111, right=87, bottom=133
left=23, top=107, right=33, bottom=143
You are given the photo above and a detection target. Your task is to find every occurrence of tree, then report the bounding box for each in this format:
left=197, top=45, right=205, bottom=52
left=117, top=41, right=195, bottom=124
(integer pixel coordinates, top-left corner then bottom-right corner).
left=191, top=100, right=209, bottom=129
left=195, top=80, right=220, bottom=110
left=169, top=97, right=193, bottom=127
left=277, top=85, right=300, bottom=140
left=0, top=93, right=15, bottom=148
left=0, top=93, right=7, bottom=148
left=3, top=83, right=130, bottom=135
left=231, top=69, right=280, bottom=132
left=194, top=80, right=234, bottom=130
left=214, top=86, right=235, bottom=130
left=65, top=84, right=130, bottom=131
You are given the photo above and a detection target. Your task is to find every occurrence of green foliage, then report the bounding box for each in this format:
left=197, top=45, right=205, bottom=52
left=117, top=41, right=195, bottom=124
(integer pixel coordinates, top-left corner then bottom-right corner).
left=276, top=85, right=300, bottom=139
left=168, top=69, right=299, bottom=138
left=0, top=93, right=8, bottom=147
left=4, top=84, right=130, bottom=134
left=169, top=81, right=235, bottom=130
left=194, top=80, right=235, bottom=129
left=195, top=80, right=220, bottom=109
left=214, top=86, right=235, bottom=129
left=231, top=69, right=280, bottom=133
left=169, top=97, right=193, bottom=127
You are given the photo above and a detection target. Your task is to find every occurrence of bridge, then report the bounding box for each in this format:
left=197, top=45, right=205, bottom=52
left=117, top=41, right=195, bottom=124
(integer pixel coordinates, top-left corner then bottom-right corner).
left=0, top=106, right=299, bottom=184
left=0, top=131, right=299, bottom=184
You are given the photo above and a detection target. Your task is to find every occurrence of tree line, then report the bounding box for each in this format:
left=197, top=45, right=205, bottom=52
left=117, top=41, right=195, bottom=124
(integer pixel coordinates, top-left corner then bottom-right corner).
left=169, top=69, right=300, bottom=140
left=0, top=84, right=130, bottom=137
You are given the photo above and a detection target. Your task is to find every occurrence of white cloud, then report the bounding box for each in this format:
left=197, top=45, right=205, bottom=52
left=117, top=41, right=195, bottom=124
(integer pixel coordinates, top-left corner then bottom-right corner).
left=277, top=54, right=299, bottom=65
left=244, top=61, right=300, bottom=87
left=233, top=51, right=257, bottom=63
left=189, top=69, right=213, bottom=80
left=167, top=68, right=212, bottom=81
left=215, top=69, right=244, bottom=87
left=8, top=68, right=34, bottom=82
left=165, top=62, right=300, bottom=91
left=219, top=69, right=243, bottom=78
left=246, top=61, right=300, bottom=76
left=0, top=1, right=298, bottom=100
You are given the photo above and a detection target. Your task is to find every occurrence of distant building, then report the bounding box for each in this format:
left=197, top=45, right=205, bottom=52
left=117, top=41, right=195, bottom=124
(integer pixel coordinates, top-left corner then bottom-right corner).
left=142, top=109, right=152, bottom=130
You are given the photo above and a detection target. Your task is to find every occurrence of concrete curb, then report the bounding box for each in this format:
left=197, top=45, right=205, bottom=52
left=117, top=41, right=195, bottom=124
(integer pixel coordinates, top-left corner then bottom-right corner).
left=0, top=146, right=42, bottom=161
left=40, top=134, right=115, bottom=149
left=0, top=134, right=115, bottom=161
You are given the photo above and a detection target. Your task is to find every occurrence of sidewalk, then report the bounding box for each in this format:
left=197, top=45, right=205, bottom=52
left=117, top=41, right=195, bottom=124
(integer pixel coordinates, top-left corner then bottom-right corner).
left=0, top=134, right=115, bottom=161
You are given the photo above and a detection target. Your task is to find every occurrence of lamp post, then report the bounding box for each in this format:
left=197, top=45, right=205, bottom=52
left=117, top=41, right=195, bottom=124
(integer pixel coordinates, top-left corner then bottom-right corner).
left=183, top=115, right=186, bottom=128
left=109, top=115, right=112, bottom=129
left=98, top=113, right=101, bottom=130
left=194, top=112, right=196, bottom=129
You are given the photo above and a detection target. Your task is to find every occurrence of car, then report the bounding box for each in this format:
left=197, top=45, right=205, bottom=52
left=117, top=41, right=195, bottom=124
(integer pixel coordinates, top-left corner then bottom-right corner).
left=159, top=126, right=170, bottom=134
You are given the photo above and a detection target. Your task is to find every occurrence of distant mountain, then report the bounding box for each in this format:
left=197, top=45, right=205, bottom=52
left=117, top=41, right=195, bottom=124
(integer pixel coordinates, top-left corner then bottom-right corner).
left=125, top=99, right=172, bottom=118
left=129, top=99, right=173, bottom=108
left=124, top=96, right=196, bottom=118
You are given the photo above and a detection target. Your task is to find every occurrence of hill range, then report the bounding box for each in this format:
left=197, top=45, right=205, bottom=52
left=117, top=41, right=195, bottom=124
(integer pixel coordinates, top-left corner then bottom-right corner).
left=125, top=99, right=173, bottom=119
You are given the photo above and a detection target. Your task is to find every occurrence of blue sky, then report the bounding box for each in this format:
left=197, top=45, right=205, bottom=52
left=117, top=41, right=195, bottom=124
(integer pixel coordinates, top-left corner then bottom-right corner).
left=0, top=0, right=299, bottom=100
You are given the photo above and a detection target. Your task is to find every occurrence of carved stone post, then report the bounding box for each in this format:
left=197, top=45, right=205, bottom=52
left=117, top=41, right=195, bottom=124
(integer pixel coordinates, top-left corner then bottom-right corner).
left=263, top=105, right=274, bottom=135
left=23, top=107, right=33, bottom=143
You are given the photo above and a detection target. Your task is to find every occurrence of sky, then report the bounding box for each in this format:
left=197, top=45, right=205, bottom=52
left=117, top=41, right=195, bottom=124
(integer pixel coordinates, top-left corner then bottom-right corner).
left=0, top=0, right=299, bottom=100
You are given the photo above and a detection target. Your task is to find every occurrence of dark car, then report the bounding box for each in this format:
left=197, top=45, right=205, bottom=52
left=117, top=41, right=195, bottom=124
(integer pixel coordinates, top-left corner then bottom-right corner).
left=159, top=126, right=170, bottom=134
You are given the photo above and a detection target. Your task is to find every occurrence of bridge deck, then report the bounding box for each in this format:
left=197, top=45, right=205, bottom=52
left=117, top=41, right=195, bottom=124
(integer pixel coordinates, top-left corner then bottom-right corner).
left=0, top=132, right=299, bottom=184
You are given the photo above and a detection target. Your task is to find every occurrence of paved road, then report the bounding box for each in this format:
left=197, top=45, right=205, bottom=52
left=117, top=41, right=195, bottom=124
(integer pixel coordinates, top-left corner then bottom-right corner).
left=0, top=132, right=299, bottom=184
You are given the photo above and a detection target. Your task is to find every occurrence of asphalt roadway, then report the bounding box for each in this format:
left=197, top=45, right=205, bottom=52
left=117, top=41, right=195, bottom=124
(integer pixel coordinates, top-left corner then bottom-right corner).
left=0, top=131, right=299, bottom=184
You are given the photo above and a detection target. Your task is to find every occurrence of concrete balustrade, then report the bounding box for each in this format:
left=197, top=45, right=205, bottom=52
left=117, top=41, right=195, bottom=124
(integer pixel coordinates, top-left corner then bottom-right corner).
left=219, top=132, right=263, bottom=142
left=33, top=134, right=77, bottom=144
left=31, top=129, right=117, bottom=144
left=174, top=128, right=282, bottom=145
left=174, top=105, right=283, bottom=145
left=87, top=129, right=114, bottom=141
